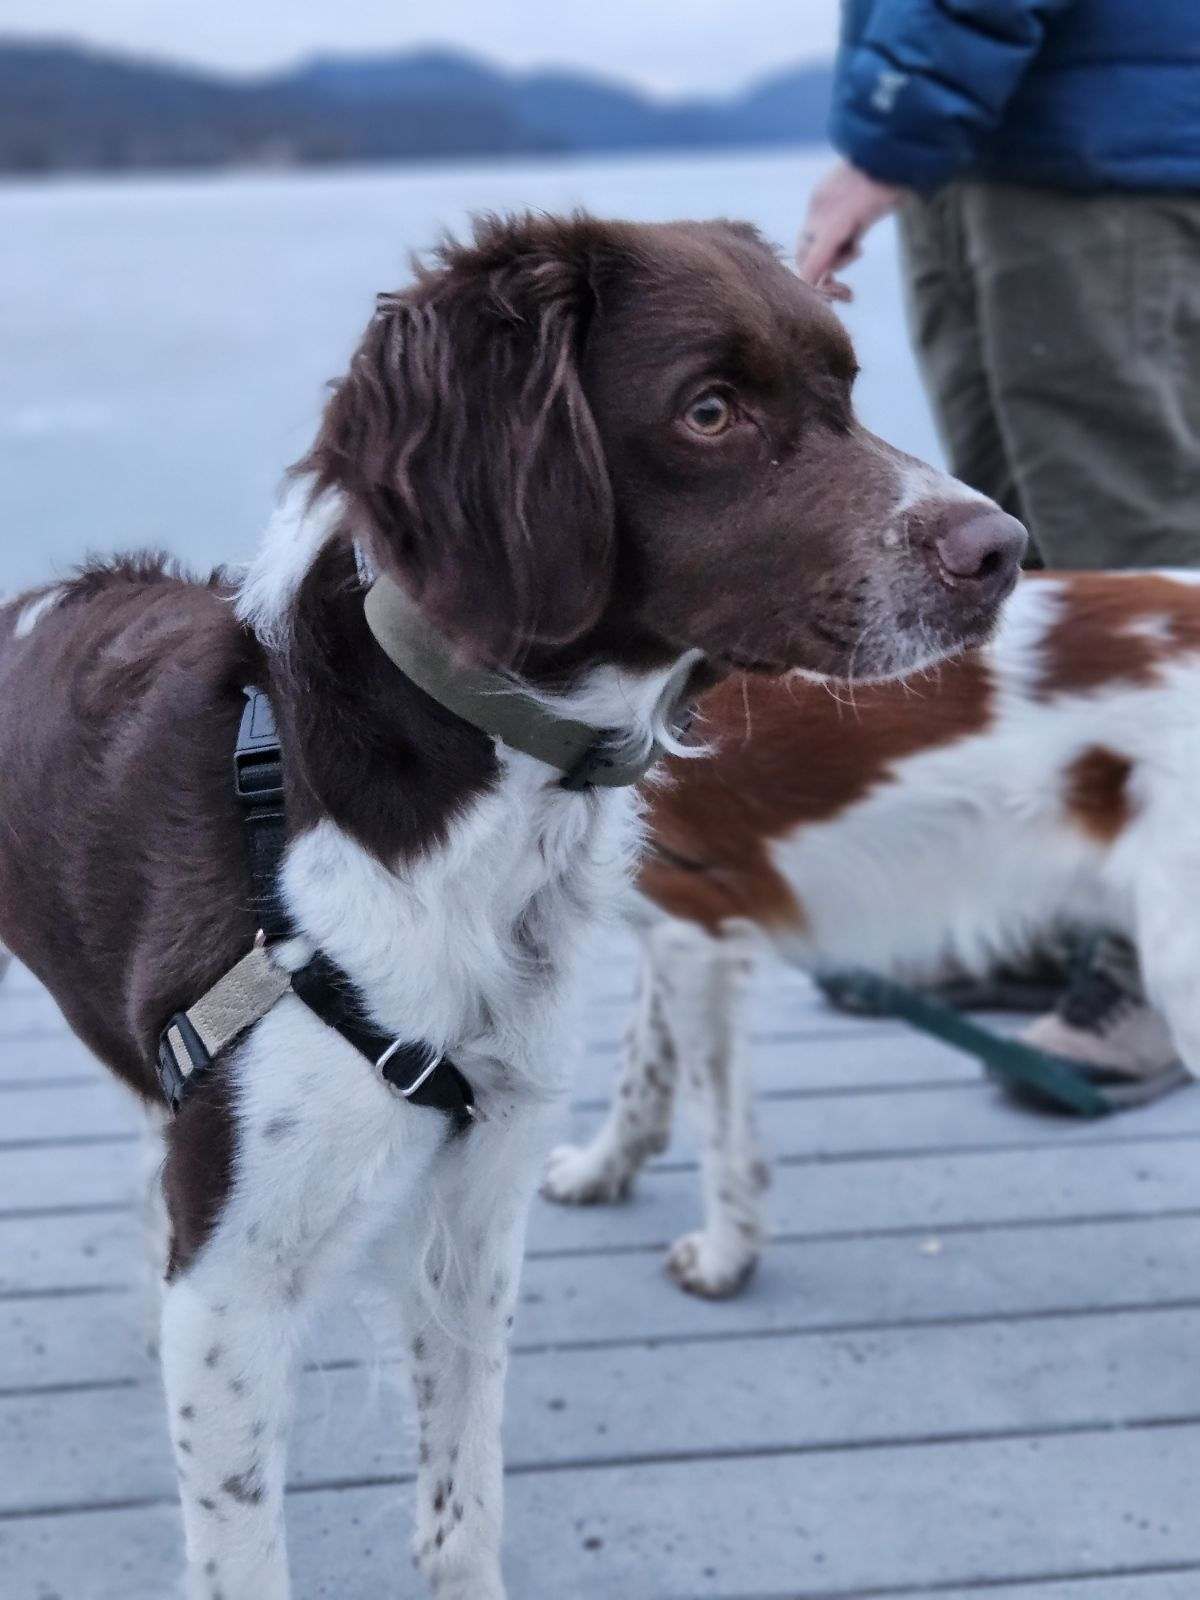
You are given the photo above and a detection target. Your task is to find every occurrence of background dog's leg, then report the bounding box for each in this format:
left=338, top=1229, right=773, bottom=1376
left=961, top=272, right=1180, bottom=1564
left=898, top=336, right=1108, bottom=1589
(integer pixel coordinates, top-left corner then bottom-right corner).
left=374, top=1114, right=552, bottom=1600
left=663, top=921, right=767, bottom=1299
left=542, top=923, right=681, bottom=1204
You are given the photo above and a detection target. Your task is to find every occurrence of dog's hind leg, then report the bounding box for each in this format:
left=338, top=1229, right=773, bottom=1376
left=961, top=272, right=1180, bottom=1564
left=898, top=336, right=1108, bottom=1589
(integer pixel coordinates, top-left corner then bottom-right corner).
left=542, top=921, right=682, bottom=1205
left=663, top=920, right=767, bottom=1299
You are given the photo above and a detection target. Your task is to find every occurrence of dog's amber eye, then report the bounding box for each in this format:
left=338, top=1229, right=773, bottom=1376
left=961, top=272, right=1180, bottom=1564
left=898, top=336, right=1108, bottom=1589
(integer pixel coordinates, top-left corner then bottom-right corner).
left=684, top=391, right=734, bottom=437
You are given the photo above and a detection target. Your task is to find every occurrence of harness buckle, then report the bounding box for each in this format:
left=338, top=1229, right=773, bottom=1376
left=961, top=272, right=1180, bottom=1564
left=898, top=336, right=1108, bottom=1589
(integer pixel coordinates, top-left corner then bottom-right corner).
left=234, top=750, right=285, bottom=805
left=234, top=687, right=285, bottom=805
left=156, top=1011, right=213, bottom=1115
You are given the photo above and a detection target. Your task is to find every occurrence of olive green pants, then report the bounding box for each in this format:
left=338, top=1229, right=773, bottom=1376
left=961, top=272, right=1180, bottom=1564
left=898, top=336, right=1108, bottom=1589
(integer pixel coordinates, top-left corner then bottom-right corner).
left=899, top=184, right=1200, bottom=569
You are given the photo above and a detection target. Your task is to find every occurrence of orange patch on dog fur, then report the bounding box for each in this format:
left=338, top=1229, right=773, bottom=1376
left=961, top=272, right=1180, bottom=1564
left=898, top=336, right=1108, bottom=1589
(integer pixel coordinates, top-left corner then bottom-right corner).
left=639, top=839, right=805, bottom=936
left=1063, top=745, right=1135, bottom=844
left=639, top=653, right=995, bottom=935
left=1035, top=573, right=1200, bottom=699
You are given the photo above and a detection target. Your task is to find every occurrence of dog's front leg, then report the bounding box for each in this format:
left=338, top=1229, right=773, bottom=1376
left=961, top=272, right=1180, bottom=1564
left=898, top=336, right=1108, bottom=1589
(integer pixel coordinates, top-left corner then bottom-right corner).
left=156, top=1007, right=446, bottom=1600
left=543, top=924, right=681, bottom=1204
left=377, top=1112, right=552, bottom=1600
left=409, top=1305, right=510, bottom=1600
left=663, top=921, right=768, bottom=1299
left=160, top=1270, right=296, bottom=1600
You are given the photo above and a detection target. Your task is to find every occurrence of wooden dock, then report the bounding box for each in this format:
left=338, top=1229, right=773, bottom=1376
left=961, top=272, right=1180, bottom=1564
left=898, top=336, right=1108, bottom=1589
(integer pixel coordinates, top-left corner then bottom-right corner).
left=3, top=933, right=1200, bottom=1599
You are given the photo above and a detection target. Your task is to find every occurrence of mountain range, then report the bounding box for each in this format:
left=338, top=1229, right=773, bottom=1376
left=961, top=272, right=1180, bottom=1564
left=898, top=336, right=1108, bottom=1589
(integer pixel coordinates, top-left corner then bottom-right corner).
left=0, top=40, right=834, bottom=175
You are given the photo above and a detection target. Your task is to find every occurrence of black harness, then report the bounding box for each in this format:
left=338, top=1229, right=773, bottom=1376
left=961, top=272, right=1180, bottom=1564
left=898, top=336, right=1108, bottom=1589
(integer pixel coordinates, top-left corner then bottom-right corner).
left=155, top=687, right=476, bottom=1134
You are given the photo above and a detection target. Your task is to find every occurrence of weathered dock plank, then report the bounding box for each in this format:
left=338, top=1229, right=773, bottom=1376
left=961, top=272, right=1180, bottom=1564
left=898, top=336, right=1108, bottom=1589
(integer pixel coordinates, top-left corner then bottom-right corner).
left=4, top=1430, right=1200, bottom=1599
left=3, top=943, right=1199, bottom=1600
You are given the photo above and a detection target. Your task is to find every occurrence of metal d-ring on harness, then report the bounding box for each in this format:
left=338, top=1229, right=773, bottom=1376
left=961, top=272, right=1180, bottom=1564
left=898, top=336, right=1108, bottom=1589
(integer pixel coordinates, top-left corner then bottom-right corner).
left=155, top=686, right=476, bottom=1133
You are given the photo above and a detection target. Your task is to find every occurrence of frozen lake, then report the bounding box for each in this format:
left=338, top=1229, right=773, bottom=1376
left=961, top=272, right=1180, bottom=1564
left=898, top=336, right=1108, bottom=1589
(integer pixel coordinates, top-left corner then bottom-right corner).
left=0, top=144, right=939, bottom=594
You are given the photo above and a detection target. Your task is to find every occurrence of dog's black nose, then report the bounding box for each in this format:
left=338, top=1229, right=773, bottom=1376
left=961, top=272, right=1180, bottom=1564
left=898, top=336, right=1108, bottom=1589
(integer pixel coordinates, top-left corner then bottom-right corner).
left=934, top=504, right=1027, bottom=587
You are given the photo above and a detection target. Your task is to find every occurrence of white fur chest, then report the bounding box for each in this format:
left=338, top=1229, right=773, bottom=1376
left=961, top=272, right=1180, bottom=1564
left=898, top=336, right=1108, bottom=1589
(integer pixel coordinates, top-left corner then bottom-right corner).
left=281, top=754, right=641, bottom=1103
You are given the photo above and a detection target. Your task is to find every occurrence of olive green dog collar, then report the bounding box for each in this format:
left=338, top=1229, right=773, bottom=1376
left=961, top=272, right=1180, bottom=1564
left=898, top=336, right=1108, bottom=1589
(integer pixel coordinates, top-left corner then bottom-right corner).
left=364, top=573, right=696, bottom=789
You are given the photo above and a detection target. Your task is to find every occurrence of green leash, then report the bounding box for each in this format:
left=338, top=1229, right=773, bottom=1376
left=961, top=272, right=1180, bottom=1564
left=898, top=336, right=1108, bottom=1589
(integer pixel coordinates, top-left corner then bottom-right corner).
left=817, top=969, right=1116, bottom=1118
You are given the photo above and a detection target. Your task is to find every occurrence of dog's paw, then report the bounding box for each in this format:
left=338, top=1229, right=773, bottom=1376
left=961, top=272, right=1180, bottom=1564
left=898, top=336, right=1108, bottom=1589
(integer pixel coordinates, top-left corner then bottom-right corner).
left=417, top=1546, right=505, bottom=1600
left=184, top=1561, right=289, bottom=1600
left=666, top=1231, right=758, bottom=1299
left=541, top=1142, right=633, bottom=1206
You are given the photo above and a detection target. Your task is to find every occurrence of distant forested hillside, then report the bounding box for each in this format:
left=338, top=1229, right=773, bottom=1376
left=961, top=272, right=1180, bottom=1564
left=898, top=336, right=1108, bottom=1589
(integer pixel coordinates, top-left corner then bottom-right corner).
left=0, top=41, right=833, bottom=175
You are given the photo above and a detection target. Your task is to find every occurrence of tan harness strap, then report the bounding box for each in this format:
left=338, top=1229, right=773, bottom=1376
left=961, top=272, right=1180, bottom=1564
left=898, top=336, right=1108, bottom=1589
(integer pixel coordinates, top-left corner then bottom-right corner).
left=164, top=941, right=291, bottom=1085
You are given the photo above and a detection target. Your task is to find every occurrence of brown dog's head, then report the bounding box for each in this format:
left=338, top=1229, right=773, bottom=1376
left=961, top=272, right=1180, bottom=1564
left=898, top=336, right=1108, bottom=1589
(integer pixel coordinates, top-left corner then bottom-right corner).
left=303, top=212, right=1023, bottom=682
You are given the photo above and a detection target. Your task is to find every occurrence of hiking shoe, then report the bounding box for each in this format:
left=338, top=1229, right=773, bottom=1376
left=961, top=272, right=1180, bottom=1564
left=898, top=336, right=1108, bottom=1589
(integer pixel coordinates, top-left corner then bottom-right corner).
left=1017, top=933, right=1190, bottom=1109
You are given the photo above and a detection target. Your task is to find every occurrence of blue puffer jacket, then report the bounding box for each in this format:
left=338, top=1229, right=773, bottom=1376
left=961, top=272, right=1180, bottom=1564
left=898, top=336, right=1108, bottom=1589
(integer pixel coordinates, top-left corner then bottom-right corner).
left=831, top=0, right=1200, bottom=191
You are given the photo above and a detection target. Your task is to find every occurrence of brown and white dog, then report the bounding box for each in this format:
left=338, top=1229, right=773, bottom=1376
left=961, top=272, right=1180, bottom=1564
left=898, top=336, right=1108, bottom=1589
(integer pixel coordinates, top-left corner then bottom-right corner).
left=0, top=213, right=1022, bottom=1598
left=544, top=570, right=1200, bottom=1298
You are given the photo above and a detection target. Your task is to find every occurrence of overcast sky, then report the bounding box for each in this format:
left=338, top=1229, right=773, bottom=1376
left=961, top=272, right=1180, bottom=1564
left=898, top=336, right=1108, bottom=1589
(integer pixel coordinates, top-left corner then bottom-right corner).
left=8, top=0, right=841, bottom=93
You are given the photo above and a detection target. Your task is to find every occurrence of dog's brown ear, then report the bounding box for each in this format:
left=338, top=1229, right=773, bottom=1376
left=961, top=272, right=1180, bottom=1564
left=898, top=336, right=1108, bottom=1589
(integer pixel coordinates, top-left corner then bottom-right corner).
left=304, top=219, right=615, bottom=667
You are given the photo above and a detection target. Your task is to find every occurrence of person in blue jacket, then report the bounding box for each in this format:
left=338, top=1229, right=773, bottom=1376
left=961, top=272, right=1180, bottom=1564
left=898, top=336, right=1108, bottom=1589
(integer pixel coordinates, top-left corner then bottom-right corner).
left=800, top=0, right=1200, bottom=571
left=800, top=0, right=1200, bottom=1102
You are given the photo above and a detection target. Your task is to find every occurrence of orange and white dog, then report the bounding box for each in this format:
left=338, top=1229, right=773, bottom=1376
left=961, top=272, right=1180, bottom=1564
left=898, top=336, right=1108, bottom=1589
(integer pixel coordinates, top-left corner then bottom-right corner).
left=544, top=571, right=1200, bottom=1296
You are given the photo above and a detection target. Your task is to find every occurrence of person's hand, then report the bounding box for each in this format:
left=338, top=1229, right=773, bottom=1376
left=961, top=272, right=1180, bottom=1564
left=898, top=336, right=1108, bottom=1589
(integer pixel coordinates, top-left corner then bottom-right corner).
left=797, top=161, right=905, bottom=302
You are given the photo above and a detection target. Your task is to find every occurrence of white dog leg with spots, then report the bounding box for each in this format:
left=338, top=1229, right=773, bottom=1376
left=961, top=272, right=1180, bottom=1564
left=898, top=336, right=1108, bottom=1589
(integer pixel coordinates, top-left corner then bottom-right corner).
left=161, top=1275, right=299, bottom=1600
left=542, top=925, right=681, bottom=1204
left=158, top=1003, right=450, bottom=1600
left=661, top=921, right=767, bottom=1299
left=371, top=1110, right=553, bottom=1600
